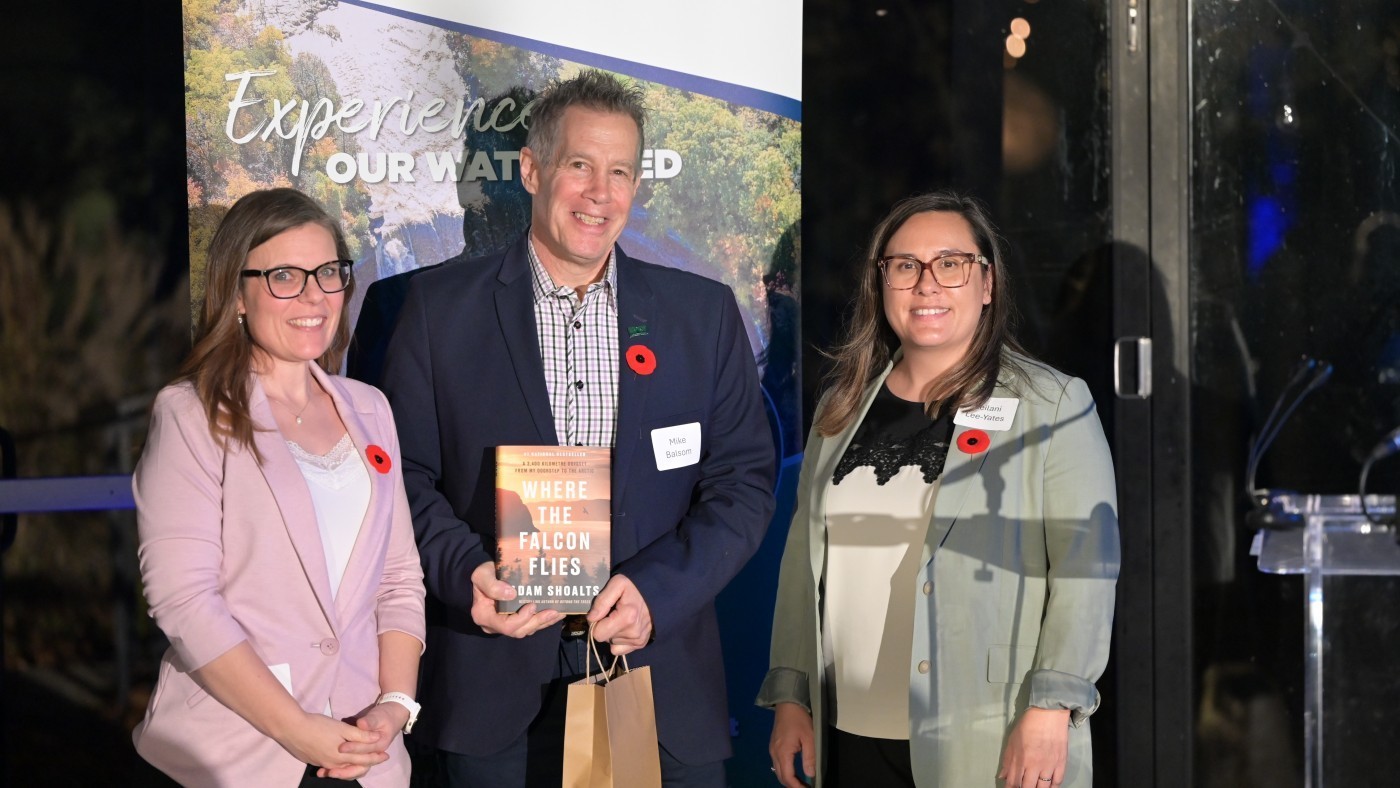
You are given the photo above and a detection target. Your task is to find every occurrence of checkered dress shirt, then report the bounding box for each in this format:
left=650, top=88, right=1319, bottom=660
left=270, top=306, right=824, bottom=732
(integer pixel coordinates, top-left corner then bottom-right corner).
left=527, top=240, right=619, bottom=448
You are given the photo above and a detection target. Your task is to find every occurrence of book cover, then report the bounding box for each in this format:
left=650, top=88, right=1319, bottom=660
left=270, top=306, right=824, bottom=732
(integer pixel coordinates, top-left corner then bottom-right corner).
left=495, top=446, right=611, bottom=614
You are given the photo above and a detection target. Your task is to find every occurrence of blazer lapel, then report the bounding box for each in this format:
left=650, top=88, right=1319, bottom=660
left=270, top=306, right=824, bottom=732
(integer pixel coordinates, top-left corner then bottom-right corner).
left=924, top=378, right=1014, bottom=562
left=313, top=368, right=380, bottom=621
left=248, top=376, right=338, bottom=629
left=811, top=355, right=1010, bottom=565
left=612, top=250, right=654, bottom=509
left=494, top=239, right=558, bottom=444
left=807, top=362, right=893, bottom=582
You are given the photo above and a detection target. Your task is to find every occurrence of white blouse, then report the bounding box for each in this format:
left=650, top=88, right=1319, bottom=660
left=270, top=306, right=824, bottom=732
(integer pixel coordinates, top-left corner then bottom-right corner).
left=288, top=434, right=370, bottom=599
left=821, top=384, right=952, bottom=740
left=823, top=466, right=938, bottom=739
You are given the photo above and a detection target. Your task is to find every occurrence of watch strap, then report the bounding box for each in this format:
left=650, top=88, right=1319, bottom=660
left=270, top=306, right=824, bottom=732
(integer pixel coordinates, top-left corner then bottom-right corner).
left=376, top=691, right=421, bottom=734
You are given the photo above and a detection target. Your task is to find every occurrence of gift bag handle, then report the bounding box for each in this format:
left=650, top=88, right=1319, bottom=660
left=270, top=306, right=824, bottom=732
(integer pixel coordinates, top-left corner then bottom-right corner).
left=585, top=622, right=629, bottom=684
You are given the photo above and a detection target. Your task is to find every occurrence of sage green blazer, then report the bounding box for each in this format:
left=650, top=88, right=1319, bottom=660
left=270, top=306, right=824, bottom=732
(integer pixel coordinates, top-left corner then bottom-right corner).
left=758, top=354, right=1120, bottom=787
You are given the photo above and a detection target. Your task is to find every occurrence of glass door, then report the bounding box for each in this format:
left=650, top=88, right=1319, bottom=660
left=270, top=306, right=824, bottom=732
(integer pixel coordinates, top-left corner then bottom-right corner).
left=802, top=1, right=1132, bottom=784
left=1185, top=1, right=1400, bottom=784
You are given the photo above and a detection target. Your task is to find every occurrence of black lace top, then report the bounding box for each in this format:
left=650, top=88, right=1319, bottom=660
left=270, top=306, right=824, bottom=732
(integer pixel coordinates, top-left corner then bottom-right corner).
left=832, top=385, right=954, bottom=486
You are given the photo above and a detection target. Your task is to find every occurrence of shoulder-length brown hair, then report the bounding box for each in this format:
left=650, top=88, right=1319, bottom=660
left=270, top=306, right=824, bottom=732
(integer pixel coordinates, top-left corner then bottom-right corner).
left=177, top=188, right=355, bottom=456
left=815, top=190, right=1026, bottom=437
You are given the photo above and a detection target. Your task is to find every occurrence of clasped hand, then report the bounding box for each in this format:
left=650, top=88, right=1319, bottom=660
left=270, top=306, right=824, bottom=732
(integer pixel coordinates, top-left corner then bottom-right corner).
left=279, top=711, right=389, bottom=781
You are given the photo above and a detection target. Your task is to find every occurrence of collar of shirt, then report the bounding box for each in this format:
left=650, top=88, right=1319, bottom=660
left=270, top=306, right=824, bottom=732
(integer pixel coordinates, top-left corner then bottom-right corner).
left=526, top=237, right=618, bottom=310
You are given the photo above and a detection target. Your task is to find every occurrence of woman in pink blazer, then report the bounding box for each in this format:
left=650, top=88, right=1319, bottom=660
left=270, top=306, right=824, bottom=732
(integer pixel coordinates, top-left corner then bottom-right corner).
left=131, top=189, right=426, bottom=787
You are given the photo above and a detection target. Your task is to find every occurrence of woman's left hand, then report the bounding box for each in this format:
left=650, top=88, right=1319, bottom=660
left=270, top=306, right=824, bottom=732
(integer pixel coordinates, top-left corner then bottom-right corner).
left=335, top=703, right=408, bottom=766
left=996, top=707, right=1071, bottom=787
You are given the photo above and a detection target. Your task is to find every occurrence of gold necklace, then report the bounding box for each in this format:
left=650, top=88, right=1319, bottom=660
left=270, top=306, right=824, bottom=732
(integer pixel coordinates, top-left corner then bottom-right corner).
left=269, top=392, right=314, bottom=425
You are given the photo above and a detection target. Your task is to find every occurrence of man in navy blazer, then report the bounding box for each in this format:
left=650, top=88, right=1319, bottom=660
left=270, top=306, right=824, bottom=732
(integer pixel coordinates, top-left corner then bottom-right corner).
left=378, top=70, right=775, bottom=786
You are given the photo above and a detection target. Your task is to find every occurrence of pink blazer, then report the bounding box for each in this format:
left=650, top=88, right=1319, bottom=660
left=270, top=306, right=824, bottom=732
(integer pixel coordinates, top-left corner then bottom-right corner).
left=131, top=366, right=426, bottom=788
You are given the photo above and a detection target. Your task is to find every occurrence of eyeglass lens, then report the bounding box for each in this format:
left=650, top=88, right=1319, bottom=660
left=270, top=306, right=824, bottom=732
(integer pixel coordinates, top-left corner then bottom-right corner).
left=882, top=255, right=976, bottom=289
left=264, top=263, right=350, bottom=298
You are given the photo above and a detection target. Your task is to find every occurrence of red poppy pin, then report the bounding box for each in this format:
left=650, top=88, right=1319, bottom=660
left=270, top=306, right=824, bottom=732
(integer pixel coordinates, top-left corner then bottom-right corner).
left=956, top=429, right=990, bottom=455
left=365, top=444, right=392, bottom=474
left=626, top=344, right=657, bottom=375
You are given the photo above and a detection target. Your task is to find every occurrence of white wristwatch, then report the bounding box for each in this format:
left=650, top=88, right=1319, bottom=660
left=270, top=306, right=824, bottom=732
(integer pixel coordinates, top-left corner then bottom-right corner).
left=377, top=691, right=421, bottom=734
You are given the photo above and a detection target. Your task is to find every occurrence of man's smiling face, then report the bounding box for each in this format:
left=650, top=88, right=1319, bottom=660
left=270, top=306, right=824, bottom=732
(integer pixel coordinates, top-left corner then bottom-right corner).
left=520, top=105, right=640, bottom=285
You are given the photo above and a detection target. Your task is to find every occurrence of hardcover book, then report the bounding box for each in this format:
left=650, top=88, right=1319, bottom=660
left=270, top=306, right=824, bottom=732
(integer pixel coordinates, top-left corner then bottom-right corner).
left=495, top=445, right=611, bottom=614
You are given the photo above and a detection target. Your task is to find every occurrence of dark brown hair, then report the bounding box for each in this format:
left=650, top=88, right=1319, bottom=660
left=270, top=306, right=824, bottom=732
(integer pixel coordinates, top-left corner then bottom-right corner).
left=525, top=69, right=647, bottom=171
left=815, top=190, right=1026, bottom=436
left=178, top=188, right=354, bottom=457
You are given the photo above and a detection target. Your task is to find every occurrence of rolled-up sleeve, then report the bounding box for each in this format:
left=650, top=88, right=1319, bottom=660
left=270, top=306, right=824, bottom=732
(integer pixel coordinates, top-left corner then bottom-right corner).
left=369, top=390, right=427, bottom=651
left=1030, top=376, right=1121, bottom=726
left=133, top=385, right=248, bottom=671
left=757, top=415, right=827, bottom=715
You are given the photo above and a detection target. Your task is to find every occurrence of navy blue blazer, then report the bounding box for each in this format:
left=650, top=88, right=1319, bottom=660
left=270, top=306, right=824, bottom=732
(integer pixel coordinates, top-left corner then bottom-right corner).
left=378, top=235, right=776, bottom=762
left=347, top=261, right=445, bottom=387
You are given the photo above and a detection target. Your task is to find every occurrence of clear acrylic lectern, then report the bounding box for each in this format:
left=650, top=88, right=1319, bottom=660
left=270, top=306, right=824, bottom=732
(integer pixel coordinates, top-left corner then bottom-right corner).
left=1256, top=494, right=1400, bottom=787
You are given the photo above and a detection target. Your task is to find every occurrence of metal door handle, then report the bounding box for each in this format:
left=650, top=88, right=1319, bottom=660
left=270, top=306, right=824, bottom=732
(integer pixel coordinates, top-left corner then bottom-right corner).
left=1128, top=0, right=1140, bottom=54
left=1114, top=337, right=1152, bottom=399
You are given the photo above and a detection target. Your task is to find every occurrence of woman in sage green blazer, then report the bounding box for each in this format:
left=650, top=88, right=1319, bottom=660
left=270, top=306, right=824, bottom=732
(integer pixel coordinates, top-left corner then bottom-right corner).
left=759, top=191, right=1119, bottom=788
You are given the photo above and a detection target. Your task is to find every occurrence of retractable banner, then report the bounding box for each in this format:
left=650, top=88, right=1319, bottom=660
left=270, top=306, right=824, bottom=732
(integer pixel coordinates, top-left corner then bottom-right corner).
left=183, top=0, right=802, bottom=457
left=184, top=5, right=801, bottom=779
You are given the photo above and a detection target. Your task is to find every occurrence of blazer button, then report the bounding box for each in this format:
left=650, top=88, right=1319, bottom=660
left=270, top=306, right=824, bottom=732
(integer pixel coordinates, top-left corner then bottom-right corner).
left=319, top=638, right=339, bottom=655
left=917, top=660, right=930, bottom=674
left=922, top=581, right=933, bottom=595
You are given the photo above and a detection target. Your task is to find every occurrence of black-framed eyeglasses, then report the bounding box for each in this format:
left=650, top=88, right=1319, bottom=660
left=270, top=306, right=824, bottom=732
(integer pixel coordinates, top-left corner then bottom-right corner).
left=877, top=253, right=989, bottom=290
left=241, top=261, right=353, bottom=299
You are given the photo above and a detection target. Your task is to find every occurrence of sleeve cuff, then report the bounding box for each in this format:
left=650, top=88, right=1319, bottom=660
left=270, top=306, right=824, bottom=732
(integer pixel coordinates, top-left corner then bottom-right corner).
left=1028, top=668, right=1101, bottom=727
left=755, top=667, right=811, bottom=713
left=377, top=622, right=428, bottom=655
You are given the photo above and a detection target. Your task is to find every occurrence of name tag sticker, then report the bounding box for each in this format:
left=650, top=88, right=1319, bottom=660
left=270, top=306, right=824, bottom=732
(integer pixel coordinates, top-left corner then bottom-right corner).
left=651, top=422, right=701, bottom=471
left=954, top=397, right=1020, bottom=431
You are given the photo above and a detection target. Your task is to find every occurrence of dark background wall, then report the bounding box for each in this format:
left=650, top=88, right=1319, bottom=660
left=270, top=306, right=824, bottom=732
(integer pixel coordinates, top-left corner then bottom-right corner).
left=2, top=3, right=186, bottom=784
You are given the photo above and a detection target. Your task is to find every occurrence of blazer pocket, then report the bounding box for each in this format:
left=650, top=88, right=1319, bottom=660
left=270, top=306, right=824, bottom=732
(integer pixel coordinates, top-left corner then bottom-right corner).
left=151, top=656, right=209, bottom=710
left=986, top=645, right=1039, bottom=684
left=148, top=657, right=173, bottom=712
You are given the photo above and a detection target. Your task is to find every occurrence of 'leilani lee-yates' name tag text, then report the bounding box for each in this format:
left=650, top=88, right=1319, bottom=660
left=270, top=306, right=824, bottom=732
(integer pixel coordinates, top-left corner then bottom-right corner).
left=651, top=422, right=701, bottom=470
left=953, top=397, right=1019, bottom=431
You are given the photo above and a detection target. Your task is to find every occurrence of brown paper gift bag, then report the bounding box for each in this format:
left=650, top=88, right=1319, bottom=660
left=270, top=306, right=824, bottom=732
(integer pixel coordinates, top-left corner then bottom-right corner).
left=562, top=633, right=662, bottom=788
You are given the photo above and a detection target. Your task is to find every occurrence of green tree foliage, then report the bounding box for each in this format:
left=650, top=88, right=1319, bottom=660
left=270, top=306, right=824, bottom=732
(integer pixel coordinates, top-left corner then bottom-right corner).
left=183, top=22, right=298, bottom=202
left=180, top=0, right=226, bottom=54
left=443, top=34, right=559, bottom=98
left=187, top=201, right=228, bottom=316
left=644, top=88, right=802, bottom=317
left=182, top=2, right=371, bottom=280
